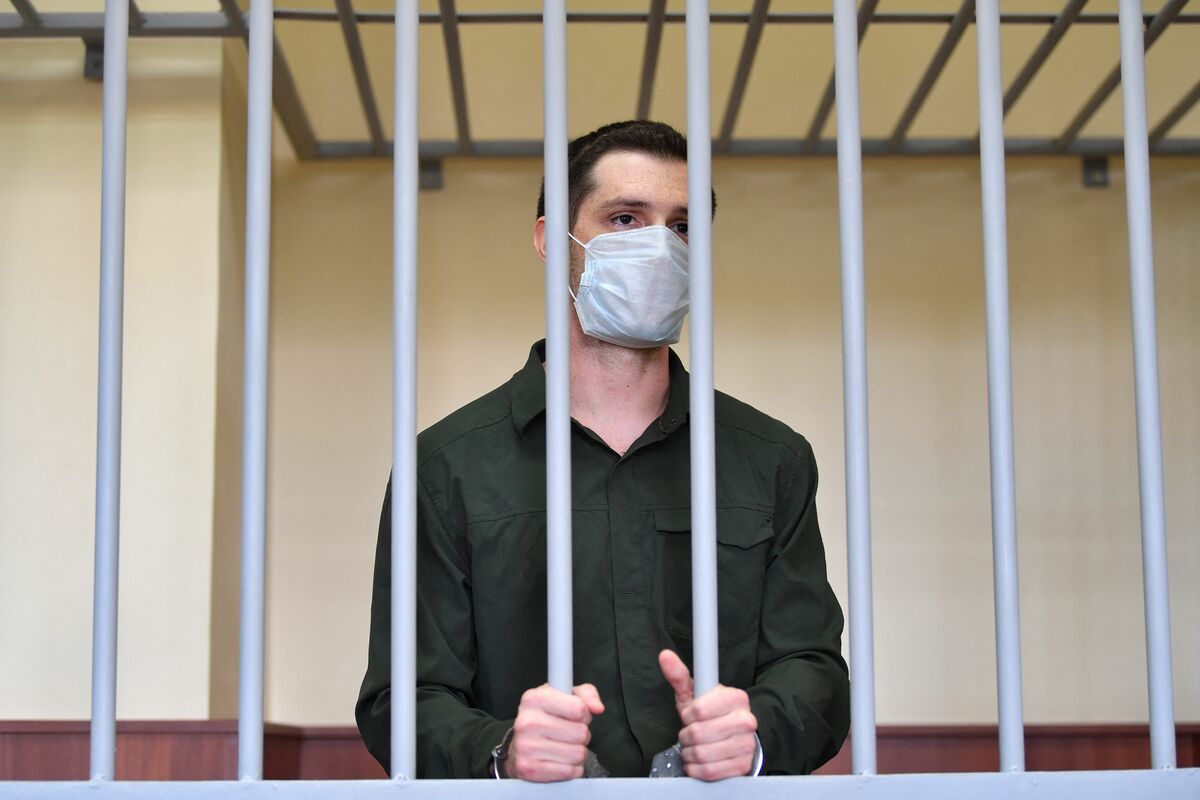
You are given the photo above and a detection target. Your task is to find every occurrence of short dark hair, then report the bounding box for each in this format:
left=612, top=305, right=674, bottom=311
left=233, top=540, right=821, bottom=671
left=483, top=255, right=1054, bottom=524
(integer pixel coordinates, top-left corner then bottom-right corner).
left=535, top=120, right=716, bottom=227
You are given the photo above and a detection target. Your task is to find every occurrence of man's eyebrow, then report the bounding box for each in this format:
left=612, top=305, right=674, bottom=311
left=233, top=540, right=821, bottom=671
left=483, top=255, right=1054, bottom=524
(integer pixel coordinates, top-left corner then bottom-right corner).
left=598, top=197, right=689, bottom=215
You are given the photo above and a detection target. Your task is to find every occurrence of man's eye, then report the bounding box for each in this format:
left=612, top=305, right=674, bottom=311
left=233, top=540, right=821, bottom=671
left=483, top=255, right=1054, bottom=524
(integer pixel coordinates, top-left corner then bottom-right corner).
left=674, top=222, right=689, bottom=235
left=613, top=214, right=635, bottom=225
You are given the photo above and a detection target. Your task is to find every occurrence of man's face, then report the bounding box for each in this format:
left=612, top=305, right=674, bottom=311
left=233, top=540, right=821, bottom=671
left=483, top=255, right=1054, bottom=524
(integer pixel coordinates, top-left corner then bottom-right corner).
left=567, top=151, right=690, bottom=292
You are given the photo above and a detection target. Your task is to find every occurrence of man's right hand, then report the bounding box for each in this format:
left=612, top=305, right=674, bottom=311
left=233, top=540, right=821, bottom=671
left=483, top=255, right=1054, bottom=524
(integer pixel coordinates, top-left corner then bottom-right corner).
left=504, top=683, right=605, bottom=781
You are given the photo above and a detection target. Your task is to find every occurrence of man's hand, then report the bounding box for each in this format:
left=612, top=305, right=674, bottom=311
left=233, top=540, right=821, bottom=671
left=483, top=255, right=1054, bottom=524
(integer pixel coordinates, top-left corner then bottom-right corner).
left=505, top=683, right=605, bottom=781
left=658, top=649, right=758, bottom=780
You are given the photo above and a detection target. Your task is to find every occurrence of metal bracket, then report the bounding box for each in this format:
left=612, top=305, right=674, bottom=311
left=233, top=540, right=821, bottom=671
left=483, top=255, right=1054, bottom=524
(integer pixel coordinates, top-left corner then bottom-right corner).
left=419, top=158, right=443, bottom=191
left=1082, top=156, right=1109, bottom=188
left=83, top=36, right=103, bottom=81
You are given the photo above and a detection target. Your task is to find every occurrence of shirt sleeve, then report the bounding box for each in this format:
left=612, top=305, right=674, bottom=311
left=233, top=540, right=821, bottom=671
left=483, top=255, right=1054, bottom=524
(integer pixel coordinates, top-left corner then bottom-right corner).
left=745, top=440, right=851, bottom=774
left=355, top=475, right=512, bottom=778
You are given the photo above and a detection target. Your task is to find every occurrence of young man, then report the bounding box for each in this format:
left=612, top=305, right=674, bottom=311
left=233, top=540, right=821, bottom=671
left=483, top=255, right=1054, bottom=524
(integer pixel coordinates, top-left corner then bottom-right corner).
left=357, top=121, right=849, bottom=780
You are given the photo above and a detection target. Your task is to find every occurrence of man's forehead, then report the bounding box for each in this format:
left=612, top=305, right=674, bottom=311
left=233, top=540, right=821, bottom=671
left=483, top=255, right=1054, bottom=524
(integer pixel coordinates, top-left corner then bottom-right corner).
left=588, top=151, right=689, bottom=204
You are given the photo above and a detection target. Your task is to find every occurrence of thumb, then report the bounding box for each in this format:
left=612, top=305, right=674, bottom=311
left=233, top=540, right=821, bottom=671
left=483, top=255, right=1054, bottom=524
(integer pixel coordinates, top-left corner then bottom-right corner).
left=658, top=649, right=694, bottom=710
left=573, top=683, right=605, bottom=716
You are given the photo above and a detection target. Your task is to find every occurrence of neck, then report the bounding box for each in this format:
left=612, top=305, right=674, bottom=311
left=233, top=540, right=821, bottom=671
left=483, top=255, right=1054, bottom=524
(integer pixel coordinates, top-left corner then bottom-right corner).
left=563, top=309, right=671, bottom=454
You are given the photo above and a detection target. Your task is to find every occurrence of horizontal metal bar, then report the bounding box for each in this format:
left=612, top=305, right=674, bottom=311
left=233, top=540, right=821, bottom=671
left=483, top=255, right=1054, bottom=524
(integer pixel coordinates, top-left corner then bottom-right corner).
left=0, top=11, right=234, bottom=36
left=10, top=0, right=39, bottom=27
left=4, top=770, right=1200, bottom=799
left=1150, top=75, right=1200, bottom=141
left=271, top=9, right=1200, bottom=25
left=315, top=136, right=1200, bottom=160
left=1055, top=0, right=1188, bottom=150
left=4, top=9, right=1198, bottom=36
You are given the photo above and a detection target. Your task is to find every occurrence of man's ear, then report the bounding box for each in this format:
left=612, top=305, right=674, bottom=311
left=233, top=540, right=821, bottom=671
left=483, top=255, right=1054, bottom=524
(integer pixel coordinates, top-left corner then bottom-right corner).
left=533, top=216, right=547, bottom=263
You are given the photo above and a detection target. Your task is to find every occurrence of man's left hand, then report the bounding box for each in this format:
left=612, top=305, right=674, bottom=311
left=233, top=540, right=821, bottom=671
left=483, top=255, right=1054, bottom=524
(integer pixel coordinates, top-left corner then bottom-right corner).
left=658, top=649, right=758, bottom=780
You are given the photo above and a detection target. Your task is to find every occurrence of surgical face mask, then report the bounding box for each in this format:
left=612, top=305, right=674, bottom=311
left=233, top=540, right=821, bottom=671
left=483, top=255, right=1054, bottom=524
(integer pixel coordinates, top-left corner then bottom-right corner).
left=567, top=225, right=690, bottom=349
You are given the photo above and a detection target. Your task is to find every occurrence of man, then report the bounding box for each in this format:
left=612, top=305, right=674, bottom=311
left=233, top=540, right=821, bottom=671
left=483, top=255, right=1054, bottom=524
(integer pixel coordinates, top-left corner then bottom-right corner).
left=357, top=120, right=849, bottom=780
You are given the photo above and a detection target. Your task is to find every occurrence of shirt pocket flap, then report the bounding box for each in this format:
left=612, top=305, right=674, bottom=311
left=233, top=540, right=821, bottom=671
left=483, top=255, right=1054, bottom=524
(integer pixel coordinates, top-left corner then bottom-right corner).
left=716, top=507, right=775, bottom=550
left=654, top=507, right=775, bottom=549
left=653, top=508, right=692, bottom=533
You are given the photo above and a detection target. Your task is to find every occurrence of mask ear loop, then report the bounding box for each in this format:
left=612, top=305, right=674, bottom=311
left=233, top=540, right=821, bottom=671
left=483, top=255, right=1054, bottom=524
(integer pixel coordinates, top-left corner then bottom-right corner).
left=566, top=231, right=587, bottom=302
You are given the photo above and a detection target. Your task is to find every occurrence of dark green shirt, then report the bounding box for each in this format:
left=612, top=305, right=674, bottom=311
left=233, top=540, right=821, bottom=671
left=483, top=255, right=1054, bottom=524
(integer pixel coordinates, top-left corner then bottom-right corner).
left=357, top=341, right=849, bottom=778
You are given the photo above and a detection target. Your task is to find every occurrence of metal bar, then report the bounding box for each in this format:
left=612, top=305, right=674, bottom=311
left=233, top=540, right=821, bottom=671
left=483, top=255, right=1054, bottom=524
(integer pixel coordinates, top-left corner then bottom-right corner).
left=1118, top=0, right=1177, bottom=771
left=4, top=9, right=1199, bottom=32
left=266, top=9, right=1200, bottom=25
left=217, top=0, right=243, bottom=26
left=89, top=0, right=129, bottom=781
left=635, top=0, right=667, bottom=119
left=6, top=771, right=1200, bottom=799
left=391, top=0, right=420, bottom=781
left=686, top=0, right=719, bottom=697
left=238, top=0, right=274, bottom=781
left=717, top=0, right=769, bottom=149
left=437, top=0, right=472, bottom=152
left=1149, top=75, right=1200, bottom=141
left=975, top=0, right=1026, bottom=773
left=542, top=0, right=573, bottom=696
left=128, top=0, right=144, bottom=29
left=218, top=0, right=318, bottom=161
left=10, top=0, right=38, bottom=26
left=804, top=0, right=880, bottom=152
left=1055, top=0, right=1188, bottom=150
left=1002, top=0, right=1088, bottom=116
left=889, top=0, right=975, bottom=151
left=334, top=0, right=385, bottom=155
left=0, top=11, right=231, bottom=36
left=832, top=0, right=877, bottom=776
left=270, top=39, right=318, bottom=160
left=313, top=136, right=1200, bottom=160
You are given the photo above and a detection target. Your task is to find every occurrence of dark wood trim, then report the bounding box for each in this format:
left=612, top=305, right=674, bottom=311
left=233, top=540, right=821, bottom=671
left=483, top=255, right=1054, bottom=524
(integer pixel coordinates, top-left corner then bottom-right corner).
left=2, top=721, right=1196, bottom=780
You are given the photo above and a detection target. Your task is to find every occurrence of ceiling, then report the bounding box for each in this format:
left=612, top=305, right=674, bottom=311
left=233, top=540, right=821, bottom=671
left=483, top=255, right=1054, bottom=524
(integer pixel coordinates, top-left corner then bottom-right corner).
left=6, top=0, right=1200, bottom=158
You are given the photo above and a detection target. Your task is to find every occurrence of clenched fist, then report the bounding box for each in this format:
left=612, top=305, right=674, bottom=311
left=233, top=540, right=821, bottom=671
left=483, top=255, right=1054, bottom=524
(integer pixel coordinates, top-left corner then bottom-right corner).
left=658, top=649, right=759, bottom=780
left=504, top=683, right=605, bottom=781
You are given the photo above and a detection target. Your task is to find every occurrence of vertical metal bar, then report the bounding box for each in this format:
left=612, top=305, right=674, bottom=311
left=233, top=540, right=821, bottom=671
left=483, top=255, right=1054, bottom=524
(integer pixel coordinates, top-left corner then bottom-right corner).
left=975, top=0, right=1026, bottom=772
left=805, top=0, right=880, bottom=152
left=543, top=0, right=573, bottom=695
left=390, top=0, right=419, bottom=780
left=1055, top=0, right=1187, bottom=151
left=238, top=0, right=273, bottom=781
left=686, top=0, right=718, bottom=697
left=1118, top=0, right=1177, bottom=770
left=832, top=0, right=877, bottom=776
left=89, top=0, right=129, bottom=781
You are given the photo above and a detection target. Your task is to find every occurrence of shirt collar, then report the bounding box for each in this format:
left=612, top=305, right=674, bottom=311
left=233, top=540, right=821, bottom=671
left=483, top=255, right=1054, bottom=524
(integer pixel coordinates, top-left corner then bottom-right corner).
left=510, top=340, right=690, bottom=436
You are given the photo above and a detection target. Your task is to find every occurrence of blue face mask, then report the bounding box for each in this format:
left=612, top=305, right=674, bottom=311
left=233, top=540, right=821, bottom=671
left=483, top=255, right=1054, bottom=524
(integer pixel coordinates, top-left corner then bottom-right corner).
left=568, top=225, right=690, bottom=349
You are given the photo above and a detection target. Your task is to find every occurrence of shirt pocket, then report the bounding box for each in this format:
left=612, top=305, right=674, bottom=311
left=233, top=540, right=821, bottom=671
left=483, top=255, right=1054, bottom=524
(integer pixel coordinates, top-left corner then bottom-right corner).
left=654, top=507, right=775, bottom=649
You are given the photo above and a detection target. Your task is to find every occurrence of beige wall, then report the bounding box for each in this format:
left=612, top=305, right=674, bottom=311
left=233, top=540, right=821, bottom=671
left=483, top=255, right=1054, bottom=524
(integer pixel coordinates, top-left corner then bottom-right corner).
left=261, top=150, right=1199, bottom=726
left=0, top=40, right=222, bottom=718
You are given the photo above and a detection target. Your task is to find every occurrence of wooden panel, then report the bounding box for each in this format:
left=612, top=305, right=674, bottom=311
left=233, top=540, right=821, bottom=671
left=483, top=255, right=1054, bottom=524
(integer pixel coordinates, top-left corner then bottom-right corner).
left=1, top=721, right=1196, bottom=780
